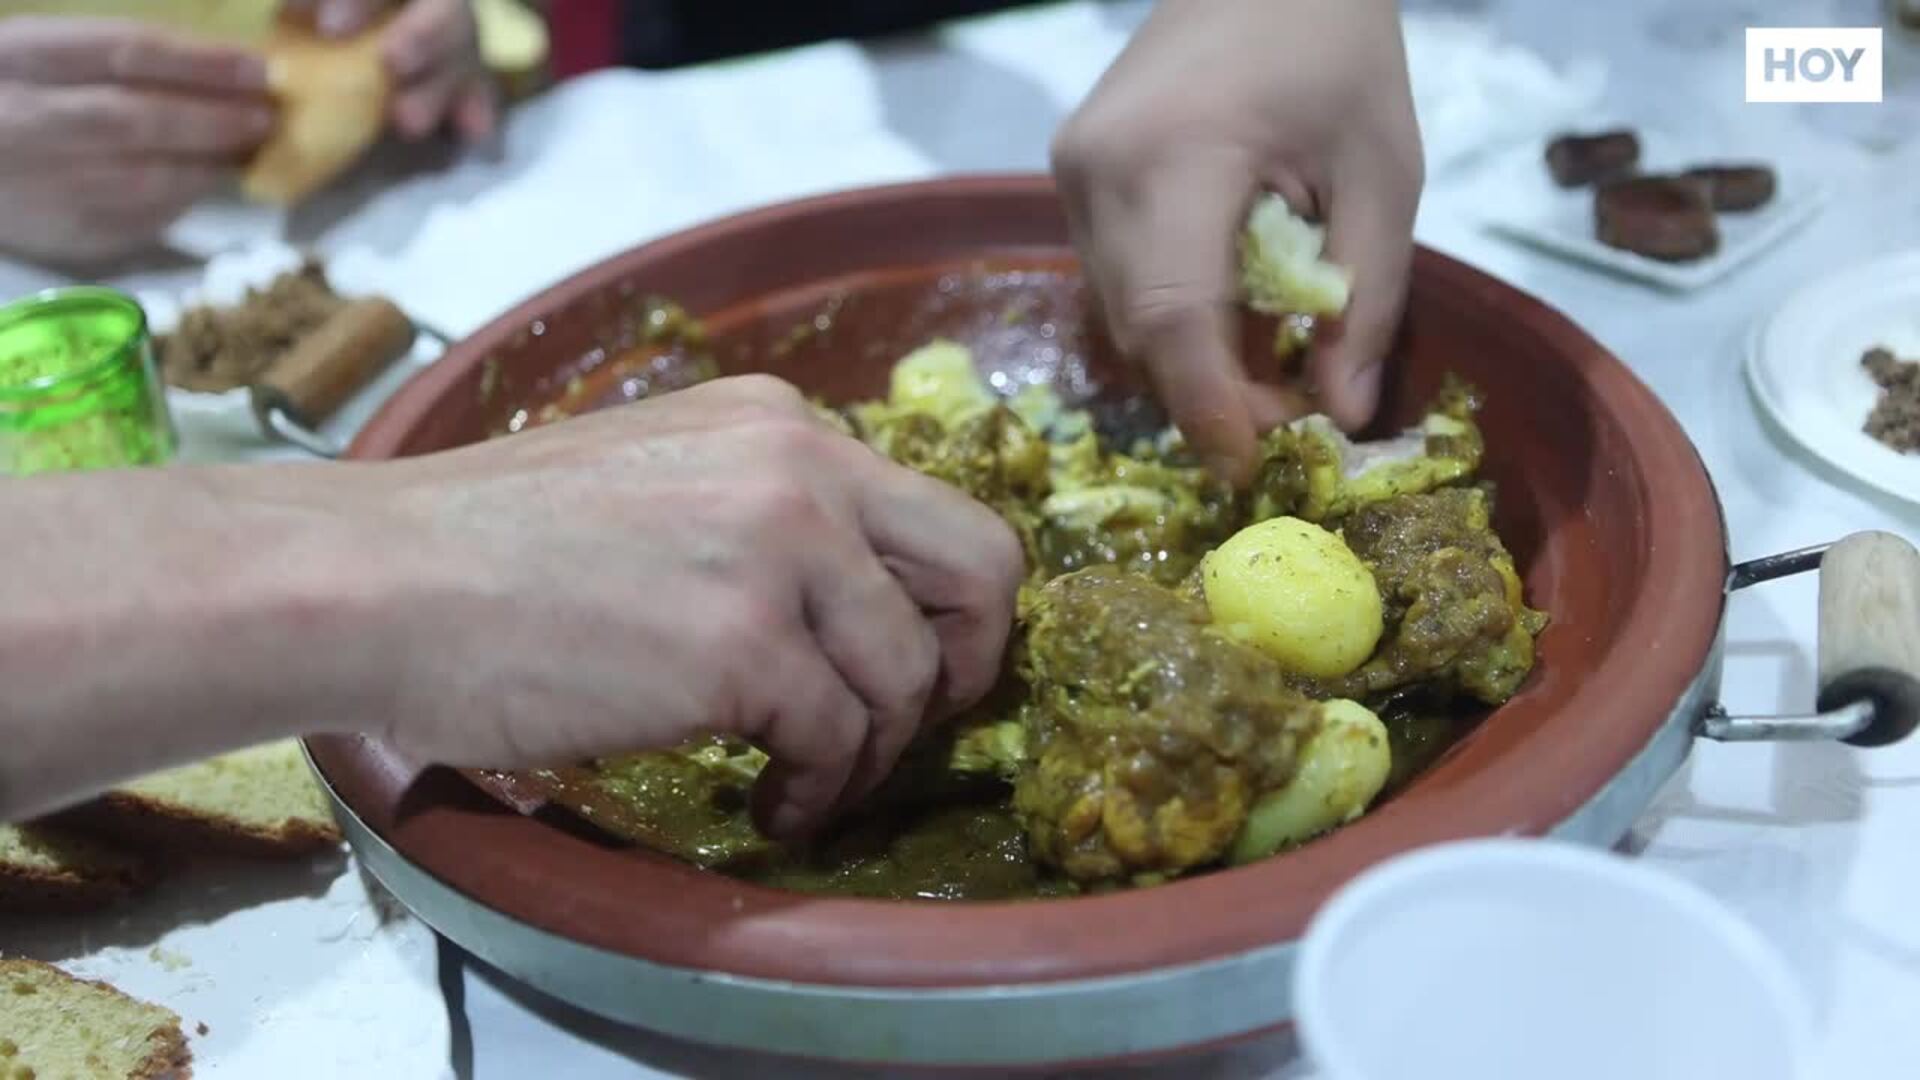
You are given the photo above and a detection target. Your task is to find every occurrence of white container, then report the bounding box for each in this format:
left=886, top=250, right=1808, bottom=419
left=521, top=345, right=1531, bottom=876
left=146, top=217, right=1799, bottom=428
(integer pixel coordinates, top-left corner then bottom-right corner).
left=1292, top=838, right=1814, bottom=1080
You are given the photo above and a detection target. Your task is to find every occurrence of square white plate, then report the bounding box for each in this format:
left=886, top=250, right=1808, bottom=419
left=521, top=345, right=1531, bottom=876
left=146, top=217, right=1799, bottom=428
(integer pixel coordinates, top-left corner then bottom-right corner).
left=1478, top=130, right=1829, bottom=291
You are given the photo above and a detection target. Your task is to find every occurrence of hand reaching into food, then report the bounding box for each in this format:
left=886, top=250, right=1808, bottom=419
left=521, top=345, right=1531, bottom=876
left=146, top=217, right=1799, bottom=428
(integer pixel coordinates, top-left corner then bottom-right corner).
left=1052, top=0, right=1424, bottom=486
left=282, top=0, right=496, bottom=142
left=0, top=376, right=1024, bottom=844
left=511, top=343, right=1538, bottom=898
left=0, top=16, right=273, bottom=264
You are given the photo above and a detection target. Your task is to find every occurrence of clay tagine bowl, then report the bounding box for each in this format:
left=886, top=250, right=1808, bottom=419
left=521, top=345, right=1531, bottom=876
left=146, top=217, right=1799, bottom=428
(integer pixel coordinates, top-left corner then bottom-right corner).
left=306, top=174, right=1731, bottom=1069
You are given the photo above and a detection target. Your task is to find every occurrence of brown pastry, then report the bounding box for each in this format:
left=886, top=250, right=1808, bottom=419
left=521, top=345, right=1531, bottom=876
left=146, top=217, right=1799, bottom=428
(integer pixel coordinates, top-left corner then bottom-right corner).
left=1594, top=175, right=1719, bottom=262
left=243, top=16, right=393, bottom=205
left=1545, top=130, right=1641, bottom=188
left=1683, top=164, right=1778, bottom=212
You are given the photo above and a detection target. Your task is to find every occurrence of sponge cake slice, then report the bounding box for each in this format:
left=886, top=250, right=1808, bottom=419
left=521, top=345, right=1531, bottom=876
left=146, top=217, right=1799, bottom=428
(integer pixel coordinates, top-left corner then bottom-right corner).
left=0, top=958, right=192, bottom=1080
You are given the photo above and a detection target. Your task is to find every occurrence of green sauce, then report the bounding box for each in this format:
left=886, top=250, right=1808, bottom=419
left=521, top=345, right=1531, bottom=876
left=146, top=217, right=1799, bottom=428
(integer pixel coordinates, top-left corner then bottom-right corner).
left=0, top=288, right=175, bottom=475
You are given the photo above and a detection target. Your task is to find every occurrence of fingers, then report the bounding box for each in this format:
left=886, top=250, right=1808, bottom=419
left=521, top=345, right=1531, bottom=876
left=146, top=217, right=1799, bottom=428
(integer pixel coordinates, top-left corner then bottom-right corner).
left=383, top=0, right=467, bottom=80
left=1306, top=150, right=1422, bottom=432
left=0, top=17, right=268, bottom=94
left=35, top=85, right=273, bottom=158
left=799, top=545, right=942, bottom=811
left=378, top=0, right=488, bottom=141
left=742, top=637, right=871, bottom=844
left=88, top=159, right=233, bottom=225
left=0, top=157, right=229, bottom=263
left=305, top=0, right=392, bottom=37
left=391, top=64, right=463, bottom=139
left=453, top=79, right=499, bottom=142
left=1245, top=381, right=1315, bottom=432
left=839, top=448, right=1025, bottom=719
left=1058, top=145, right=1267, bottom=486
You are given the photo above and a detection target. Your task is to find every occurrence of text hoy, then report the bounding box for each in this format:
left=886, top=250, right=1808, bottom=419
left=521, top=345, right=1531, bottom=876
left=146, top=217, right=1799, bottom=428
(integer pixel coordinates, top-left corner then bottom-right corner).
left=1746, top=27, right=1883, bottom=103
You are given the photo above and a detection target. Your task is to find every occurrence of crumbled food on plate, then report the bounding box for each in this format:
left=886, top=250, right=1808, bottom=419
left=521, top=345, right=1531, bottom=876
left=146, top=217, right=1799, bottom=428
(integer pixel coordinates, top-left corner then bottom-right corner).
left=1863, top=346, right=1920, bottom=453
left=155, top=260, right=346, bottom=392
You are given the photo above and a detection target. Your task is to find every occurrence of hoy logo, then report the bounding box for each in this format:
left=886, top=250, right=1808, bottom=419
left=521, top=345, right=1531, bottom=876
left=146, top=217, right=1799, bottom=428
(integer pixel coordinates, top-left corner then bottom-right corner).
left=1747, top=28, right=1883, bottom=102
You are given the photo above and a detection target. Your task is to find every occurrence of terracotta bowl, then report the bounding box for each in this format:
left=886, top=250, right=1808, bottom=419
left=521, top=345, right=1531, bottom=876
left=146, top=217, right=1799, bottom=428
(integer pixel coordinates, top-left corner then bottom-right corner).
left=307, top=174, right=1729, bottom=1069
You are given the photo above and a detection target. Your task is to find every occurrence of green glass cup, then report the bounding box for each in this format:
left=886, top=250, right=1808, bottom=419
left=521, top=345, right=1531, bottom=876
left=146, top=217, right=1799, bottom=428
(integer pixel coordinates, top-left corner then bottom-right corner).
left=0, top=287, right=176, bottom=475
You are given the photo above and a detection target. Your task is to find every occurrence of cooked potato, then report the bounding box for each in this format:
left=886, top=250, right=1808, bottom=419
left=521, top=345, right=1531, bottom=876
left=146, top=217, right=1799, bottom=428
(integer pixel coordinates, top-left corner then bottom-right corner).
left=1229, top=699, right=1391, bottom=863
left=888, top=339, right=993, bottom=427
left=1201, top=517, right=1383, bottom=678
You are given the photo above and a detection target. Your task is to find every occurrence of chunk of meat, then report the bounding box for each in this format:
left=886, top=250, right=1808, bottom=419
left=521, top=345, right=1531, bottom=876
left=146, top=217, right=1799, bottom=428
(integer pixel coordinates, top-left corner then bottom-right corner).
left=1010, top=567, right=1319, bottom=886
left=1313, top=488, right=1547, bottom=706
left=1252, top=378, right=1485, bottom=526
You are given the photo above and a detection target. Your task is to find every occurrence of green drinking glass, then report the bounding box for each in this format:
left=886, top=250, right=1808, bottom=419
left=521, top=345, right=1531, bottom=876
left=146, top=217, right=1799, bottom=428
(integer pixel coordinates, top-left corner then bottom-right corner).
left=0, top=287, right=176, bottom=475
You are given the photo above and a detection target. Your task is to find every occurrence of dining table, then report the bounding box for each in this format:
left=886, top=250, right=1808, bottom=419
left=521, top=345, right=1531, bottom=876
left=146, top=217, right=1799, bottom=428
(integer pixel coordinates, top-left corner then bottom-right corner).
left=2, top=0, right=1918, bottom=1076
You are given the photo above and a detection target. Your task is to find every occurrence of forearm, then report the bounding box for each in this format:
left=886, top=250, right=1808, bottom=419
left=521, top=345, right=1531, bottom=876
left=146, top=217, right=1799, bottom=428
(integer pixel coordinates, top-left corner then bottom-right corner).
left=0, top=463, right=415, bottom=820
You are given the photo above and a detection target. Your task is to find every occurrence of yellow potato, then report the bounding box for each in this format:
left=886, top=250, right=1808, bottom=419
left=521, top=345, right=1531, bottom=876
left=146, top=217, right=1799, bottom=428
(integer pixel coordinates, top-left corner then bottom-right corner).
left=1202, top=517, right=1383, bottom=678
left=887, top=339, right=993, bottom=427
left=1229, top=699, right=1392, bottom=863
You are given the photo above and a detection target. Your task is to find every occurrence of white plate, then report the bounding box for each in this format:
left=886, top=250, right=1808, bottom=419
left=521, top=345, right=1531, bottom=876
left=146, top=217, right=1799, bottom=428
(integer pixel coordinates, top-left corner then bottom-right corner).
left=1746, top=249, right=1920, bottom=506
left=1479, top=130, right=1829, bottom=291
left=0, top=856, right=452, bottom=1079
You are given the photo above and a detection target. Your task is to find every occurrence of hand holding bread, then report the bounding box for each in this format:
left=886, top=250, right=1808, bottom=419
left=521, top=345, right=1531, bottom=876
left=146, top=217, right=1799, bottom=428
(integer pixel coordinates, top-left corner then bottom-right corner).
left=247, top=0, right=498, bottom=204
left=0, top=15, right=274, bottom=264
left=0, top=2, right=511, bottom=261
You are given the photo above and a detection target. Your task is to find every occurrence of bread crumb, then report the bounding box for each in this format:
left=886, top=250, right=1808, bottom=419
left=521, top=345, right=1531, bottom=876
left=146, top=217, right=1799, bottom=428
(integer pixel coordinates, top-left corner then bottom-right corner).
left=147, top=947, right=192, bottom=973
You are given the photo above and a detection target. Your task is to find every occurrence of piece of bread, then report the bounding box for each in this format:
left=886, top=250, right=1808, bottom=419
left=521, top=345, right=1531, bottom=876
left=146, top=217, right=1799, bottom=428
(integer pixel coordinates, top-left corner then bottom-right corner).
left=62, top=741, right=343, bottom=860
left=242, top=17, right=392, bottom=205
left=0, top=958, right=192, bottom=1080
left=0, top=825, right=155, bottom=914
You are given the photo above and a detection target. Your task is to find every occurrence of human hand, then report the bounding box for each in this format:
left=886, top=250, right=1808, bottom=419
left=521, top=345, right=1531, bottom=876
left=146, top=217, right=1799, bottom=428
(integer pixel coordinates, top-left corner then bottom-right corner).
left=1052, top=0, right=1423, bottom=486
left=284, top=0, right=496, bottom=141
left=364, top=376, right=1024, bottom=840
left=0, top=16, right=272, bottom=264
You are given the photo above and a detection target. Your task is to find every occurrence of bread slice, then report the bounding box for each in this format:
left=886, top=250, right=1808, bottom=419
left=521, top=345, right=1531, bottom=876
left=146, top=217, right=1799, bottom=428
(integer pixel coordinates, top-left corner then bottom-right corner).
left=242, top=16, right=392, bottom=205
left=0, top=958, right=192, bottom=1079
left=0, top=825, right=155, bottom=914
left=62, top=741, right=343, bottom=860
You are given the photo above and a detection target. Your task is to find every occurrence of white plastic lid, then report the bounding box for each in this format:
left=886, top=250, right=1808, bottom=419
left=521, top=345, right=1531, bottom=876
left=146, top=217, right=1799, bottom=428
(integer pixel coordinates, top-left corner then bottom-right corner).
left=1293, top=838, right=1815, bottom=1080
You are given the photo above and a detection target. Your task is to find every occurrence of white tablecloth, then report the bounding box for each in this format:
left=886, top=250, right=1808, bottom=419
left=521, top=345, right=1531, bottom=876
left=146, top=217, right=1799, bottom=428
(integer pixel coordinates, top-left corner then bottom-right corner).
left=4, top=0, right=1919, bottom=1076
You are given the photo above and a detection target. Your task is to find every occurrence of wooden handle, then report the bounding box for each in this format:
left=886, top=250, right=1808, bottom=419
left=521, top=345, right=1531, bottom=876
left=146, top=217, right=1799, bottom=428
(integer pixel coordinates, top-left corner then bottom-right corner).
left=1817, top=531, right=1920, bottom=747
left=254, top=297, right=415, bottom=428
